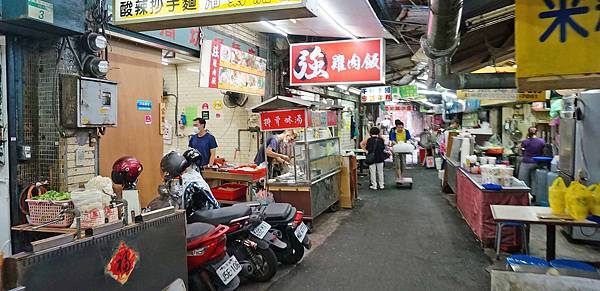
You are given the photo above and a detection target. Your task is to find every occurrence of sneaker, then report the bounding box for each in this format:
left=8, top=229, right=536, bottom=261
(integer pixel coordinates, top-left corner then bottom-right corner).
left=379, top=185, right=385, bottom=190
left=369, top=185, right=378, bottom=190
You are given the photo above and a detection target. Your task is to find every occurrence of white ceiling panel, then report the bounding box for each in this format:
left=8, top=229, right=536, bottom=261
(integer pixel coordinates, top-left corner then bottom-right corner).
left=244, top=0, right=394, bottom=39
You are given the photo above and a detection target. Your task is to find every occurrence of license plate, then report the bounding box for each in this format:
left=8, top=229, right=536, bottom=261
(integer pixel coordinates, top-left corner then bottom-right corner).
left=216, top=255, right=242, bottom=285
left=294, top=222, right=308, bottom=243
left=250, top=221, right=271, bottom=239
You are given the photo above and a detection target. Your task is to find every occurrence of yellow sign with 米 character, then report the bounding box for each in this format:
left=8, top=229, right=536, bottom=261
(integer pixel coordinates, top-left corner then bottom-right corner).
left=114, top=0, right=314, bottom=31
left=516, top=0, right=600, bottom=90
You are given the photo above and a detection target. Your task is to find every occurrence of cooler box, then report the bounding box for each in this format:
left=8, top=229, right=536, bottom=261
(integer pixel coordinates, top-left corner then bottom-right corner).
left=211, top=183, right=248, bottom=201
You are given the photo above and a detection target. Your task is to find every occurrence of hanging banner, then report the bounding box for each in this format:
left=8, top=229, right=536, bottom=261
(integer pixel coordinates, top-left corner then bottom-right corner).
left=290, top=38, right=385, bottom=86
left=260, top=109, right=306, bottom=131
left=199, top=39, right=266, bottom=96
left=516, top=0, right=600, bottom=89
left=391, top=85, right=418, bottom=99
left=113, top=0, right=316, bottom=31
left=361, top=86, right=391, bottom=103
left=457, top=89, right=546, bottom=102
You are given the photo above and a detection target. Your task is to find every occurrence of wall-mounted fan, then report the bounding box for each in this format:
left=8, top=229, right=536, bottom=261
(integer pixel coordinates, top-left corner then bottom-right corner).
left=223, top=91, right=248, bottom=108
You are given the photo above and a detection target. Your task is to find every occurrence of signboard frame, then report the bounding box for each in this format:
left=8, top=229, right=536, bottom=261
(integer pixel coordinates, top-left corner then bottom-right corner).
left=289, top=38, right=386, bottom=86
left=113, top=0, right=316, bottom=31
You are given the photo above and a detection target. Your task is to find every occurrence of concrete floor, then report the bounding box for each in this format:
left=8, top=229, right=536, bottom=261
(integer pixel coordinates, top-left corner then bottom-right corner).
left=241, top=166, right=600, bottom=291
left=265, top=167, right=491, bottom=291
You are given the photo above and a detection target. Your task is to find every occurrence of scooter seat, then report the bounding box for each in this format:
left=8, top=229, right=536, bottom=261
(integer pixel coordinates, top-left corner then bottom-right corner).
left=263, top=203, right=294, bottom=220
left=186, top=222, right=215, bottom=242
left=190, top=205, right=253, bottom=225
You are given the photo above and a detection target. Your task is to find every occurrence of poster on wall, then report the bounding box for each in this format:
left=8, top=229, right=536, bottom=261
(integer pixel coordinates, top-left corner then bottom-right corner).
left=200, top=40, right=266, bottom=96
left=290, top=38, right=385, bottom=86
left=361, top=86, right=391, bottom=103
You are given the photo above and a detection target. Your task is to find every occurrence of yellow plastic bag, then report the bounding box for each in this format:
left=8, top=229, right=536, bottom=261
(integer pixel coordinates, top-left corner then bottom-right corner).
left=565, top=181, right=592, bottom=220
left=549, top=177, right=567, bottom=215
left=589, top=184, right=600, bottom=216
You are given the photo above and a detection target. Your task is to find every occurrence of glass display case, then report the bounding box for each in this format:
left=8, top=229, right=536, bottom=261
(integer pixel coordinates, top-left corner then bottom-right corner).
left=250, top=96, right=343, bottom=226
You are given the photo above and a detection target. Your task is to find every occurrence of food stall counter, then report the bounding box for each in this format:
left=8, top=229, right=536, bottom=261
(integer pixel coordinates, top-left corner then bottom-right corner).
left=456, top=168, right=530, bottom=250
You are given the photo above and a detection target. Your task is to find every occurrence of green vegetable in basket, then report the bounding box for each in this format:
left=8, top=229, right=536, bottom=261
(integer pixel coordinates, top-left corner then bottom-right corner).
left=32, top=190, right=71, bottom=201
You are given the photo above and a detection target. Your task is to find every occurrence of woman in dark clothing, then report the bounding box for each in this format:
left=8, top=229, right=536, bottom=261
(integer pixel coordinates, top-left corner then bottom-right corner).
left=362, top=127, right=386, bottom=190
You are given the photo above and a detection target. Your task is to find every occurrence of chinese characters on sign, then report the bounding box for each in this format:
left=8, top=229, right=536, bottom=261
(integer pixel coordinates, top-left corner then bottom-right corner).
left=360, top=86, right=391, bottom=103
left=114, top=0, right=309, bottom=30
left=260, top=109, right=306, bottom=131
left=456, top=89, right=547, bottom=102
left=516, top=0, right=600, bottom=88
left=384, top=105, right=413, bottom=111
left=106, top=242, right=139, bottom=285
left=290, top=38, right=385, bottom=86
left=199, top=40, right=266, bottom=96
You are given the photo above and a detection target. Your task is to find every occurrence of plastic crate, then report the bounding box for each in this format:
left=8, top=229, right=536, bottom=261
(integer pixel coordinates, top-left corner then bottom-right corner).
left=211, top=183, right=248, bottom=201
left=26, top=199, right=75, bottom=228
left=229, top=167, right=266, bottom=181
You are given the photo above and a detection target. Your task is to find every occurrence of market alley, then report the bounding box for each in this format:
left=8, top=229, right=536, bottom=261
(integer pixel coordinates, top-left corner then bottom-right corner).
left=267, top=167, right=490, bottom=291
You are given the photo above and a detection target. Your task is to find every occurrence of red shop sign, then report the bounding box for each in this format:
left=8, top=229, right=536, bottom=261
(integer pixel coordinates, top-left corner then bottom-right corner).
left=207, top=40, right=222, bottom=89
left=290, top=38, right=385, bottom=86
left=260, top=109, right=306, bottom=131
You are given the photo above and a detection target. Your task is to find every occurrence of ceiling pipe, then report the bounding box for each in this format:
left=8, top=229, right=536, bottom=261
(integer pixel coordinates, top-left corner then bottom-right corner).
left=420, top=0, right=516, bottom=89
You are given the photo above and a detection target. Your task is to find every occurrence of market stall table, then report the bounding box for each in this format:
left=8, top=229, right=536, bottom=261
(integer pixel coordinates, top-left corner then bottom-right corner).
left=456, top=168, right=530, bottom=249
left=202, top=169, right=265, bottom=204
left=491, top=205, right=600, bottom=261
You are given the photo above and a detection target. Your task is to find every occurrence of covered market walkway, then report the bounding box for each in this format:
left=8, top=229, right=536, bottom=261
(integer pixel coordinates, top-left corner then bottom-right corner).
left=267, top=167, right=490, bottom=290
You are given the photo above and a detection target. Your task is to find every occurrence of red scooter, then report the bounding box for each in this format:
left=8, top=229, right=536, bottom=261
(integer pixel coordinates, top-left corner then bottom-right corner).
left=186, top=222, right=241, bottom=291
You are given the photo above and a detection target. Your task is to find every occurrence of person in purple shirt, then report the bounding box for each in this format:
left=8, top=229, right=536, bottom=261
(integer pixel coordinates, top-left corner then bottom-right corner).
left=517, top=127, right=546, bottom=187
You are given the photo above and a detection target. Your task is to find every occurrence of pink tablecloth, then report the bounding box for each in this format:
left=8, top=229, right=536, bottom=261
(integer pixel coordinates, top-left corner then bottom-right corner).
left=456, top=170, right=529, bottom=251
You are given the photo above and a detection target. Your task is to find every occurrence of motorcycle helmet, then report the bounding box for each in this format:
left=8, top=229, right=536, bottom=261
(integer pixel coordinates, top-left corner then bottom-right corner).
left=160, top=151, right=189, bottom=180
left=183, top=148, right=202, bottom=167
left=111, top=157, right=143, bottom=189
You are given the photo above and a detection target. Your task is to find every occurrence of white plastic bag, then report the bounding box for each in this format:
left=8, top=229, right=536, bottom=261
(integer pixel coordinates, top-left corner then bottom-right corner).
left=393, top=142, right=415, bottom=154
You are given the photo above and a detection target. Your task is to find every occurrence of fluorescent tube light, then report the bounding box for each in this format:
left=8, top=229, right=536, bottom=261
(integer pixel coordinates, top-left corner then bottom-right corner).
left=349, top=87, right=362, bottom=95
left=336, top=85, right=349, bottom=90
left=261, top=21, right=288, bottom=37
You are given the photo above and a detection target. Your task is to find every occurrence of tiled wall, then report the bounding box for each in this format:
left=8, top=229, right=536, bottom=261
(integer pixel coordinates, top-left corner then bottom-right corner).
left=162, top=62, right=262, bottom=163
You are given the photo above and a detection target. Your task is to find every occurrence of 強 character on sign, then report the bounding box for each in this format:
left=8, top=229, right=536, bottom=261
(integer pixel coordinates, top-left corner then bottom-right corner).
left=362, top=53, right=380, bottom=70
left=120, top=1, right=133, bottom=17
left=285, top=116, right=293, bottom=124
left=151, top=0, right=164, bottom=13
left=275, top=116, right=281, bottom=126
left=331, top=54, right=346, bottom=72
left=347, top=53, right=361, bottom=70
left=263, top=118, right=272, bottom=128
left=539, top=0, right=589, bottom=43
left=293, top=46, right=329, bottom=80
left=166, top=0, right=179, bottom=12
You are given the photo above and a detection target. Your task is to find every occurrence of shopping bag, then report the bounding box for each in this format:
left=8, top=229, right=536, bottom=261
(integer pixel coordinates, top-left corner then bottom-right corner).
left=549, top=177, right=567, bottom=215
left=589, top=184, right=600, bottom=216
left=565, top=181, right=592, bottom=220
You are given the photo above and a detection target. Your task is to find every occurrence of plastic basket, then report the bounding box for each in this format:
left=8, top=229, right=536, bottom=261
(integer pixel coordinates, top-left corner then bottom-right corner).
left=211, top=183, right=248, bottom=201
left=26, top=199, right=74, bottom=228
left=229, top=167, right=267, bottom=181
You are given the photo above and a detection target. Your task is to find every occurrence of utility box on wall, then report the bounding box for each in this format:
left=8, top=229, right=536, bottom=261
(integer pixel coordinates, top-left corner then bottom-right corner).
left=60, top=75, right=118, bottom=128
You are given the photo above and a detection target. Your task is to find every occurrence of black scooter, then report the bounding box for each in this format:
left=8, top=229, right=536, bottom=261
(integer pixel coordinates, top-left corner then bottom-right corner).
left=250, top=202, right=311, bottom=265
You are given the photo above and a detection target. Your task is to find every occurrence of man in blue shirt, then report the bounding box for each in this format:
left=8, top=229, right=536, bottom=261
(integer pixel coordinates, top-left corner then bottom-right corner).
left=189, top=118, right=218, bottom=167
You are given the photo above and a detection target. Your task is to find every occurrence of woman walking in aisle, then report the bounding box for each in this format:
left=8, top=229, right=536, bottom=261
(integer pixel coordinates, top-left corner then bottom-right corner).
left=362, top=127, right=386, bottom=190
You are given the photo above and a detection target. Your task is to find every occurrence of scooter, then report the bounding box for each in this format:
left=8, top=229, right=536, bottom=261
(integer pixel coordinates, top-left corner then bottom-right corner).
left=249, top=203, right=311, bottom=265
left=186, top=222, right=241, bottom=291
left=189, top=205, right=279, bottom=283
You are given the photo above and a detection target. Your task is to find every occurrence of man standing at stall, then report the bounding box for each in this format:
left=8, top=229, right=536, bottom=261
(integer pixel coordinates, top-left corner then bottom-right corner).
left=189, top=118, right=218, bottom=167
left=389, top=120, right=412, bottom=182
left=254, top=130, right=297, bottom=178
